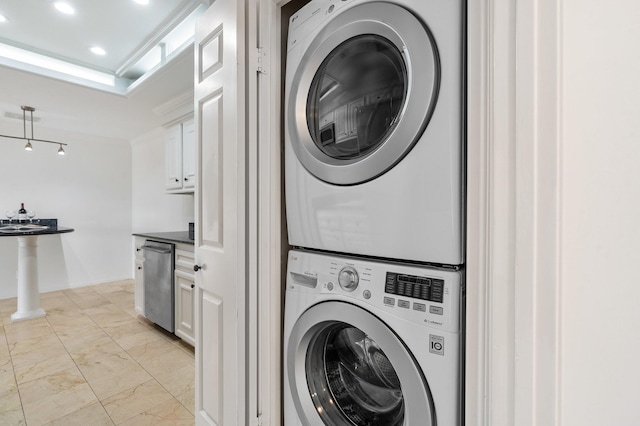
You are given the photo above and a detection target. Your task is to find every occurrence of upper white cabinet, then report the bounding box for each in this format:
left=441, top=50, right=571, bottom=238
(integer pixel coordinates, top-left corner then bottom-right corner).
left=165, top=118, right=195, bottom=193
left=182, top=120, right=196, bottom=190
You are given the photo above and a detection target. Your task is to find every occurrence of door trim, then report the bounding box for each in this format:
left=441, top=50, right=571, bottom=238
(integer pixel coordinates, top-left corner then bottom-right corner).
left=465, top=0, right=562, bottom=424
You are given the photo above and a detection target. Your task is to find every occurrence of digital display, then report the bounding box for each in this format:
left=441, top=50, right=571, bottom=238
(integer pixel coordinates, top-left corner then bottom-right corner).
left=385, top=272, right=444, bottom=303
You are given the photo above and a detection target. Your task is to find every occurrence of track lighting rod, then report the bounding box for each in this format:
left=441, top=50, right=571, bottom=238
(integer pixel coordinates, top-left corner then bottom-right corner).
left=0, top=106, right=69, bottom=153
left=0, top=134, right=68, bottom=146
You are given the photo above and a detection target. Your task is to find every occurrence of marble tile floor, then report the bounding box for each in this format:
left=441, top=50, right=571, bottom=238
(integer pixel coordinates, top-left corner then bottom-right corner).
left=0, top=280, right=195, bottom=425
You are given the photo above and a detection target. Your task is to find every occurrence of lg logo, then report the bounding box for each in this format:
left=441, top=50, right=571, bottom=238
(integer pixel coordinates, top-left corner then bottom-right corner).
left=429, top=335, right=444, bottom=356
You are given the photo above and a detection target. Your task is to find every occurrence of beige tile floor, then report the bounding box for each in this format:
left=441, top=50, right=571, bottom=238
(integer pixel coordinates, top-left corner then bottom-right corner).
left=0, top=280, right=195, bottom=425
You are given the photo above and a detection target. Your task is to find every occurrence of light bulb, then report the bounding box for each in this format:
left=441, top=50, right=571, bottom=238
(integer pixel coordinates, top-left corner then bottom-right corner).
left=58, top=145, right=65, bottom=155
left=24, top=141, right=33, bottom=151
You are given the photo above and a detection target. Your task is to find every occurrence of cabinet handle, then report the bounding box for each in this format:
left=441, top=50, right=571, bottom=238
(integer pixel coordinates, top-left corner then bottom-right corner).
left=191, top=284, right=195, bottom=289
left=184, top=177, right=188, bottom=181
left=175, top=178, right=179, bottom=182
left=137, top=266, right=142, bottom=270
left=193, top=264, right=202, bottom=272
left=136, top=248, right=141, bottom=252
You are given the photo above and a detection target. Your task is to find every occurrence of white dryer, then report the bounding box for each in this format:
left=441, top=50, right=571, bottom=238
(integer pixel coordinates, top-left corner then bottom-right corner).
left=284, top=249, right=464, bottom=425
left=285, top=0, right=465, bottom=265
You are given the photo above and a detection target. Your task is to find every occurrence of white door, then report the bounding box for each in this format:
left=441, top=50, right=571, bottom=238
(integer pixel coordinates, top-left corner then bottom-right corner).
left=194, top=0, right=246, bottom=424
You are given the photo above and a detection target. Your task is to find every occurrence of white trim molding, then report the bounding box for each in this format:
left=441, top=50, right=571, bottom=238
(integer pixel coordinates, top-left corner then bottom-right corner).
left=466, top=0, right=562, bottom=425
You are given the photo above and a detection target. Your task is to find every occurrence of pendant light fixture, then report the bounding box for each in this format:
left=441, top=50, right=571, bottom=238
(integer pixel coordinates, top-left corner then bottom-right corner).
left=0, top=106, right=68, bottom=155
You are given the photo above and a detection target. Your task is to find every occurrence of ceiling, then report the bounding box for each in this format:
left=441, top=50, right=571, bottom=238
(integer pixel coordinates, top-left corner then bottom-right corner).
left=0, top=0, right=209, bottom=141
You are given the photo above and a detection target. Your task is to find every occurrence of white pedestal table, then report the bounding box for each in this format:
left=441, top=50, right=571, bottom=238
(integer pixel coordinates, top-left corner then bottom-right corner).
left=0, top=224, right=74, bottom=322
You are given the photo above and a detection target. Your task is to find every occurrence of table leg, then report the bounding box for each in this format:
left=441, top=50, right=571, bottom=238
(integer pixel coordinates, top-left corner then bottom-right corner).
left=11, top=235, right=46, bottom=322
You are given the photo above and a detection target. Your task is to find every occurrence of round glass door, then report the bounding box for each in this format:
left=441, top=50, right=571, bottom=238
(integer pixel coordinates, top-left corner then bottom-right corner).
left=306, top=323, right=404, bottom=425
left=306, top=35, right=407, bottom=161
left=287, top=2, right=438, bottom=185
left=286, top=302, right=435, bottom=425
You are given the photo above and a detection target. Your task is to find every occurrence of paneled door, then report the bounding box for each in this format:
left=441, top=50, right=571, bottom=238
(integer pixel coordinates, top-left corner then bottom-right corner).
left=194, top=0, right=246, bottom=425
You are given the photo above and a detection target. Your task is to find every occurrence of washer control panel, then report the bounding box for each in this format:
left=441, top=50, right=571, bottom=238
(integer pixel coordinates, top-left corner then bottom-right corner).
left=287, top=250, right=463, bottom=333
left=384, top=273, right=444, bottom=303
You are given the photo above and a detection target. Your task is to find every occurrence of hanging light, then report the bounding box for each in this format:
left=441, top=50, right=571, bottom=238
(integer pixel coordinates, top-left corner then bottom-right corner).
left=0, top=106, right=68, bottom=155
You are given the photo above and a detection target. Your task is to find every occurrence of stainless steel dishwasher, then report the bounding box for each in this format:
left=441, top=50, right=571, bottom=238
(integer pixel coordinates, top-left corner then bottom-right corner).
left=141, top=240, right=175, bottom=333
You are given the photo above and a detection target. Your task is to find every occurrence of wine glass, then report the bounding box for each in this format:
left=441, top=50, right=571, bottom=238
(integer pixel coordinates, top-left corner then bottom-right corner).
left=5, top=210, right=15, bottom=223
left=27, top=211, right=36, bottom=223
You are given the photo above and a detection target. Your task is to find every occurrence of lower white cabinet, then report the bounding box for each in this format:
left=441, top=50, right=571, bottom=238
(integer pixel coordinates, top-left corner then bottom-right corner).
left=174, top=244, right=196, bottom=346
left=134, top=237, right=146, bottom=316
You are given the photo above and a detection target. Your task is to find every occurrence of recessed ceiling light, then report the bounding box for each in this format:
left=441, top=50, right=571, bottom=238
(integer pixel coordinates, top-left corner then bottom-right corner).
left=53, top=2, right=75, bottom=15
left=133, top=0, right=150, bottom=5
left=0, top=14, right=9, bottom=23
left=90, top=46, right=106, bottom=56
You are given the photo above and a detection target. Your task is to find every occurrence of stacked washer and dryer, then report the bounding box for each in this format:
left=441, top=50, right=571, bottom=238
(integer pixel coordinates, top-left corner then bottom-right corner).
left=283, top=0, right=465, bottom=424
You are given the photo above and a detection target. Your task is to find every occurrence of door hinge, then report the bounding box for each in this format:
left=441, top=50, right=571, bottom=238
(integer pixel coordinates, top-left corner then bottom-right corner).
left=257, top=48, right=268, bottom=75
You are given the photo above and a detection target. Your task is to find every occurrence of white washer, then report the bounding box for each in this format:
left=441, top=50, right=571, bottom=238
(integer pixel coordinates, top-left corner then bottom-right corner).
left=284, top=249, right=464, bottom=425
left=285, top=0, right=465, bottom=265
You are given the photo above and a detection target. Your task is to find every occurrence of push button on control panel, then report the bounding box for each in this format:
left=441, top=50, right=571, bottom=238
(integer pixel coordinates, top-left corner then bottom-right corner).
left=398, top=300, right=410, bottom=309
left=413, top=302, right=427, bottom=312
left=429, top=305, right=443, bottom=315
left=383, top=297, right=395, bottom=306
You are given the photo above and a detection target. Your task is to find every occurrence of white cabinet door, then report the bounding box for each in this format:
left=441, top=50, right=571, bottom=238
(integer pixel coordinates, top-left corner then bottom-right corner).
left=175, top=269, right=195, bottom=346
left=182, top=119, right=196, bottom=190
left=175, top=245, right=196, bottom=346
left=194, top=0, right=246, bottom=424
left=165, top=124, right=183, bottom=190
left=134, top=258, right=144, bottom=315
left=134, top=237, right=146, bottom=315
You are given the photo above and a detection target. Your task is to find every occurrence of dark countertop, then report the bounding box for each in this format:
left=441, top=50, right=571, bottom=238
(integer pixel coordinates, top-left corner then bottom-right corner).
left=132, top=231, right=194, bottom=245
left=0, top=225, right=74, bottom=237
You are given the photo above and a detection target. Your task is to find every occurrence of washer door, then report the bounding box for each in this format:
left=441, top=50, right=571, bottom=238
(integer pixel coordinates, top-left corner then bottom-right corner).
left=287, top=302, right=435, bottom=425
left=288, top=2, right=439, bottom=185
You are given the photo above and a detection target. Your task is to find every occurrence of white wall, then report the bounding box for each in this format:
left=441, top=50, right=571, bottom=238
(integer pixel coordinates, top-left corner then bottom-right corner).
left=0, top=124, right=132, bottom=299
left=560, top=1, right=640, bottom=424
left=131, top=127, right=194, bottom=233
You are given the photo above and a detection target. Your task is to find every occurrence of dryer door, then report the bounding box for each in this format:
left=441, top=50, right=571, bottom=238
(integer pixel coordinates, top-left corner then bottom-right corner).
left=288, top=2, right=439, bottom=185
left=286, top=302, right=435, bottom=425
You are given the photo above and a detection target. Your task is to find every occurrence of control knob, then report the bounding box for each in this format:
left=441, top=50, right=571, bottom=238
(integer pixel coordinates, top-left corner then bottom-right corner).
left=338, top=266, right=359, bottom=292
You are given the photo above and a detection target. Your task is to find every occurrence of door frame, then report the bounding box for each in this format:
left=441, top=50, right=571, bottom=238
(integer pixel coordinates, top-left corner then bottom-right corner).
left=465, top=0, right=562, bottom=424
left=253, top=0, right=563, bottom=425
